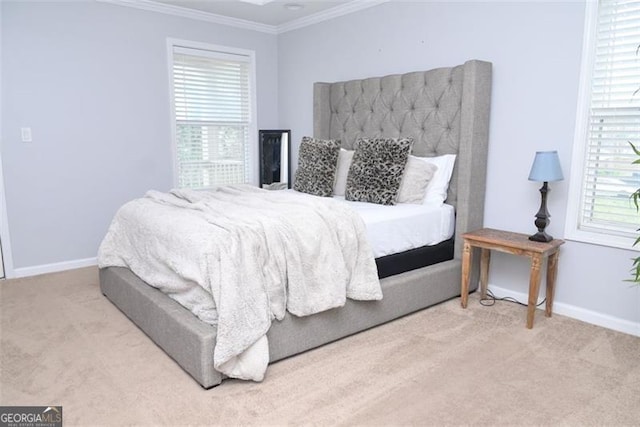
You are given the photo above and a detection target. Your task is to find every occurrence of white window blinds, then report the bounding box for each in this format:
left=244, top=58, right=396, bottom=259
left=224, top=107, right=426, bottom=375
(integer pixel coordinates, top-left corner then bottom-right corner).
left=171, top=45, right=252, bottom=189
left=578, top=0, right=640, bottom=240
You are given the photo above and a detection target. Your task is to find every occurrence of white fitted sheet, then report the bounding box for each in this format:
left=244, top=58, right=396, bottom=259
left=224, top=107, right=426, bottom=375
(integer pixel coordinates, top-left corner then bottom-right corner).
left=332, top=196, right=455, bottom=258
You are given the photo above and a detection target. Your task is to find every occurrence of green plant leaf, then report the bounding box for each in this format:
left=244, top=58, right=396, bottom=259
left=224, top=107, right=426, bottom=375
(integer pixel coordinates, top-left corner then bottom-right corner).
left=627, top=140, right=640, bottom=284
left=627, top=257, right=640, bottom=284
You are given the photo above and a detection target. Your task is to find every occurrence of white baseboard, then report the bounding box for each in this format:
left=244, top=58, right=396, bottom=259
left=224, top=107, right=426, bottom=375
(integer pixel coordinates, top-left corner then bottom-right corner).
left=13, top=257, right=97, bottom=278
left=488, top=284, right=640, bottom=338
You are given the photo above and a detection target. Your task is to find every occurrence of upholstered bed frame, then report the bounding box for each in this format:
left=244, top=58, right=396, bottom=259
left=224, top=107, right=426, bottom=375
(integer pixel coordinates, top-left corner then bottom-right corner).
left=99, top=59, right=492, bottom=388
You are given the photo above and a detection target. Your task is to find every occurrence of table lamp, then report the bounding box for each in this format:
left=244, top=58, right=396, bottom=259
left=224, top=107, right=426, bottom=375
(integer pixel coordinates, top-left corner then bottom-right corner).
left=528, top=151, right=564, bottom=242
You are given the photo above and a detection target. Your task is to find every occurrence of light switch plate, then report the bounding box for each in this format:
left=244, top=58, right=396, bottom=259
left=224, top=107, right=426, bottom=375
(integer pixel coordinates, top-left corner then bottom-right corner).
left=21, top=127, right=32, bottom=143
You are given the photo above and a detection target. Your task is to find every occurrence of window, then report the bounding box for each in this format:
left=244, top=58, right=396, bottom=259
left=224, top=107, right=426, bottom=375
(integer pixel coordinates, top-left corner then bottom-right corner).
left=566, top=0, right=640, bottom=249
left=168, top=39, right=256, bottom=189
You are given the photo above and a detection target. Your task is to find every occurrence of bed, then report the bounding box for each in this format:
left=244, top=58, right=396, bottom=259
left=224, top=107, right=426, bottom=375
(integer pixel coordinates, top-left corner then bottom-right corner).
left=99, top=59, right=492, bottom=388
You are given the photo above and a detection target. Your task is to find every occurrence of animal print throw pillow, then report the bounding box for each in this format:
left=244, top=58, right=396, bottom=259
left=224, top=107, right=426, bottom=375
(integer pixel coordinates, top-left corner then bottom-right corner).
left=345, top=137, right=414, bottom=205
left=293, top=136, right=341, bottom=197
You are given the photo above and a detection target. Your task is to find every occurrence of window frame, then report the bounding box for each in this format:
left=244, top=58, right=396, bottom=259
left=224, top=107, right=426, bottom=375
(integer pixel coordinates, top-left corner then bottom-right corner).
left=565, top=0, right=640, bottom=251
left=166, top=38, right=258, bottom=189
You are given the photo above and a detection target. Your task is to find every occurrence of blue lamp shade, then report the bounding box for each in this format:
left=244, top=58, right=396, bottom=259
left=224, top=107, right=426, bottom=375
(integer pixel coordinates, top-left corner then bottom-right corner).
left=528, top=151, right=564, bottom=182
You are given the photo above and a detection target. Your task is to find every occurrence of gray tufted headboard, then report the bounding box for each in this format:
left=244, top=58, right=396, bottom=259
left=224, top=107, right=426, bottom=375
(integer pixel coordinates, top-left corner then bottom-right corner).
left=313, top=60, right=492, bottom=259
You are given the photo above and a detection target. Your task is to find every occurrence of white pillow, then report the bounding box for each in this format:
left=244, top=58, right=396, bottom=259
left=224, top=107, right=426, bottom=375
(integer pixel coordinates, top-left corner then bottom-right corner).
left=420, top=154, right=457, bottom=205
left=397, top=156, right=438, bottom=204
left=333, top=148, right=354, bottom=196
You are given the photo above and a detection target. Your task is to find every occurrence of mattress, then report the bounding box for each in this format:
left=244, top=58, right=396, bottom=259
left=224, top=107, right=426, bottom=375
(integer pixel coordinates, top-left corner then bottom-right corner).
left=331, top=196, right=455, bottom=258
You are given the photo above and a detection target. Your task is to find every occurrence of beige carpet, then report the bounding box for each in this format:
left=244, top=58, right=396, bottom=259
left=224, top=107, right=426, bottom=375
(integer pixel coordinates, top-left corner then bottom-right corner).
left=1, top=267, right=639, bottom=426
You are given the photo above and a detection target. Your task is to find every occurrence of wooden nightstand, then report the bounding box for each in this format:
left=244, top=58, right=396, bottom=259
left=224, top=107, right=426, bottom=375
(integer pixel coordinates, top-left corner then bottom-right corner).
left=460, top=228, right=565, bottom=329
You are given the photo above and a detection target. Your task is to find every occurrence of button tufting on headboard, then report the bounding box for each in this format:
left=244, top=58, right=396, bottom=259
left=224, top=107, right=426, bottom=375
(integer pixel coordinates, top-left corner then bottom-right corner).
left=325, top=66, right=464, bottom=169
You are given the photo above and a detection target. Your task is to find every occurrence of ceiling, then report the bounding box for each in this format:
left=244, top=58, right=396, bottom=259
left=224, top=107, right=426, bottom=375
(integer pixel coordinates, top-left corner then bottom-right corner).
left=153, top=0, right=356, bottom=27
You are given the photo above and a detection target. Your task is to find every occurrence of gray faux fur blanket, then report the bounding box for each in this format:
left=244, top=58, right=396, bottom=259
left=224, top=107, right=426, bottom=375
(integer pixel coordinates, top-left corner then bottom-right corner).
left=98, top=185, right=381, bottom=381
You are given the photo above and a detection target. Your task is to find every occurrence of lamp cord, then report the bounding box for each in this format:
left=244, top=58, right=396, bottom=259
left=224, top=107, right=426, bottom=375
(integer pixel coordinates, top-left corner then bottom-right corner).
left=479, top=288, right=546, bottom=308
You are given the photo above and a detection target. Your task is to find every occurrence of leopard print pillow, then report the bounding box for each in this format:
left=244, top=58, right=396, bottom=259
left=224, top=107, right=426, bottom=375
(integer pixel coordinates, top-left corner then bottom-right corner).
left=293, top=136, right=341, bottom=197
left=345, top=137, right=414, bottom=205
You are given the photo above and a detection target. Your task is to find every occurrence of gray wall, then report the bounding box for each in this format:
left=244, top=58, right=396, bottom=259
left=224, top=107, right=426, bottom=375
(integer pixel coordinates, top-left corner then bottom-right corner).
left=278, top=1, right=640, bottom=327
left=1, top=1, right=278, bottom=270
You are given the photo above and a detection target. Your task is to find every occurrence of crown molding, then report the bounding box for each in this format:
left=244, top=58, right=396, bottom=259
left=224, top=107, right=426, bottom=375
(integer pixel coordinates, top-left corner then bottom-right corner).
left=98, top=0, right=279, bottom=34
left=277, top=0, right=390, bottom=34
left=98, top=0, right=390, bottom=35
left=239, top=0, right=276, bottom=5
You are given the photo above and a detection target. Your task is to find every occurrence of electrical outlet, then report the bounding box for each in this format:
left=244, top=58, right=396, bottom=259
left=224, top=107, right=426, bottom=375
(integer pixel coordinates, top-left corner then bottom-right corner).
left=21, top=127, right=32, bottom=143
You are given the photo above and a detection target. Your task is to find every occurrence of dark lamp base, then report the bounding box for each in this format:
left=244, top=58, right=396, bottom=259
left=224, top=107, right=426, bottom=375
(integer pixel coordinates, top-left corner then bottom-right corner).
left=529, top=231, right=553, bottom=243
left=530, top=181, right=553, bottom=243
